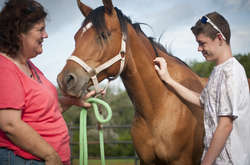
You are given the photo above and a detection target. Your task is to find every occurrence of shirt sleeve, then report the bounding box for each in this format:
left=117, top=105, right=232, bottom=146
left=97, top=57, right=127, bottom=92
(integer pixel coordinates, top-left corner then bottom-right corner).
left=217, top=68, right=239, bottom=119
left=0, top=67, right=25, bottom=110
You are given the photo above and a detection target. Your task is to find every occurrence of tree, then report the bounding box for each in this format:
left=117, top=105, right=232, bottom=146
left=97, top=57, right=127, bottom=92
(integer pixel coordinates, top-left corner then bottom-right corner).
left=189, top=53, right=250, bottom=77
left=234, top=53, right=250, bottom=77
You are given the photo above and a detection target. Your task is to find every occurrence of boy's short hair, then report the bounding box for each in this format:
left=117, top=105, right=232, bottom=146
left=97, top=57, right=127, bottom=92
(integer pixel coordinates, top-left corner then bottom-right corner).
left=191, top=12, right=231, bottom=45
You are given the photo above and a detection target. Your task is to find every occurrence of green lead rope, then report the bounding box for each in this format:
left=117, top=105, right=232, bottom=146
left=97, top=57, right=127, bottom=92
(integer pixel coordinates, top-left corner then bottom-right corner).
left=79, top=97, right=112, bottom=165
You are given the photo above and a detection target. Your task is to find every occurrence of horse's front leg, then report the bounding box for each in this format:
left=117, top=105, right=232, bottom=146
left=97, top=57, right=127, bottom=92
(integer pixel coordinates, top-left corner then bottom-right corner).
left=131, top=119, right=156, bottom=165
left=170, top=153, right=196, bottom=165
left=140, top=160, right=156, bottom=165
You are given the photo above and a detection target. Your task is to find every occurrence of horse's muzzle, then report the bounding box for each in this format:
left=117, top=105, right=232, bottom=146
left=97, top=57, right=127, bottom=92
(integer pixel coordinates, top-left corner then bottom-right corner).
left=57, top=71, right=90, bottom=98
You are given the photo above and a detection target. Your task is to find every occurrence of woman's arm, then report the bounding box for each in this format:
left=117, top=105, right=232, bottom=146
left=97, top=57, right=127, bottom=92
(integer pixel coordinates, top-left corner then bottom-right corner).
left=154, top=57, right=202, bottom=107
left=0, top=109, right=62, bottom=165
left=58, top=90, right=96, bottom=113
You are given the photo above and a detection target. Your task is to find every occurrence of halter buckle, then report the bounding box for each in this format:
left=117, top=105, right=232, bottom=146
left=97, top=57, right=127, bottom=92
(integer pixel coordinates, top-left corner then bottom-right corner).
left=89, top=69, right=97, bottom=77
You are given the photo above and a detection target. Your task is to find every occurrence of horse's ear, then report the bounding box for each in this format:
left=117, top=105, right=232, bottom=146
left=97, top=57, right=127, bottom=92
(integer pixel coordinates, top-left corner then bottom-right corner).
left=102, top=0, right=114, bottom=15
left=77, top=0, right=92, bottom=17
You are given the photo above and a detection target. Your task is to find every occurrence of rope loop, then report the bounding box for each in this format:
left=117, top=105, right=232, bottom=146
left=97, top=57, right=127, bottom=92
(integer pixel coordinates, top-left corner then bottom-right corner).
left=87, top=97, right=112, bottom=123
left=79, top=97, right=112, bottom=165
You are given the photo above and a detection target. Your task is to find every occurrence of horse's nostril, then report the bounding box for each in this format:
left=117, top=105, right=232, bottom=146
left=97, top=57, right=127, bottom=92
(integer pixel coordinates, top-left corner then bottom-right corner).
left=63, top=73, right=77, bottom=90
left=66, top=74, right=74, bottom=84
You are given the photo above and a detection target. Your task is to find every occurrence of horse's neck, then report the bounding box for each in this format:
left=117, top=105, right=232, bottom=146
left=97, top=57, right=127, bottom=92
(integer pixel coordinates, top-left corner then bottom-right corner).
left=120, top=28, right=204, bottom=120
left=120, top=31, right=168, bottom=120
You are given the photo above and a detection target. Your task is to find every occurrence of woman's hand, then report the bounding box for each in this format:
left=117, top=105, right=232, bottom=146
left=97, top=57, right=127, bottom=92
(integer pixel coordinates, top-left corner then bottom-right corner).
left=59, top=90, right=97, bottom=112
left=153, top=57, right=173, bottom=83
left=45, top=152, right=62, bottom=165
left=74, top=90, right=96, bottom=108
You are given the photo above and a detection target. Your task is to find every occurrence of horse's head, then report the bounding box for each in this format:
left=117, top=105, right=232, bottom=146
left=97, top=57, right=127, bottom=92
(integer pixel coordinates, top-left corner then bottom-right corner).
left=57, top=0, right=129, bottom=97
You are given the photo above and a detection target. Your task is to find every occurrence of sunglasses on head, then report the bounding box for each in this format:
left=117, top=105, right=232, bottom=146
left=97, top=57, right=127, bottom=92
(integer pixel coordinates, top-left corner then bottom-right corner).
left=200, top=16, right=226, bottom=40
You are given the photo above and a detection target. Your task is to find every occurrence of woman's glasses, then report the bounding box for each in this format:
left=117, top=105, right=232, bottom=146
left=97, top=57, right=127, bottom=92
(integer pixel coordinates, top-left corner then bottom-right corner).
left=200, top=16, right=226, bottom=40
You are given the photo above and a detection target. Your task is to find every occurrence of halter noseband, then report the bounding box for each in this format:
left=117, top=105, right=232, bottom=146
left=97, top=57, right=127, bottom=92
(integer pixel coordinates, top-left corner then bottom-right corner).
left=67, top=22, right=126, bottom=93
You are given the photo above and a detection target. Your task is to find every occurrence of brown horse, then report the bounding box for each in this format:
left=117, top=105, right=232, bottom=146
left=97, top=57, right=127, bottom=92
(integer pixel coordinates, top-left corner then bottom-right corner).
left=57, top=0, right=205, bottom=164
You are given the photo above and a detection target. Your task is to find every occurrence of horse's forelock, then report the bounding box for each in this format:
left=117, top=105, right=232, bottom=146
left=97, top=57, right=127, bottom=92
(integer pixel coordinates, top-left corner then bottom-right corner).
left=82, top=6, right=107, bottom=37
left=81, top=6, right=131, bottom=41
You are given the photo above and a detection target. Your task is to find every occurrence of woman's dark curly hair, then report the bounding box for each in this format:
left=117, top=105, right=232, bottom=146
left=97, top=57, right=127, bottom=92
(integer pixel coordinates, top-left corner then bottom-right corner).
left=0, top=0, right=47, bottom=58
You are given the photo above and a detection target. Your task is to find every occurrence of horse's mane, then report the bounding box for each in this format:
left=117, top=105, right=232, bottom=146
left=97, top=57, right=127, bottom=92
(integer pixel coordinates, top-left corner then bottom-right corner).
left=83, top=6, right=189, bottom=68
left=132, top=23, right=190, bottom=68
left=132, top=23, right=168, bottom=53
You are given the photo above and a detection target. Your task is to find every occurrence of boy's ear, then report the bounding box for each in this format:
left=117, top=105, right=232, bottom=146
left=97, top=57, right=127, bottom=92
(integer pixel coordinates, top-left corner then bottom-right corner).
left=217, top=33, right=223, bottom=40
left=217, top=34, right=224, bottom=46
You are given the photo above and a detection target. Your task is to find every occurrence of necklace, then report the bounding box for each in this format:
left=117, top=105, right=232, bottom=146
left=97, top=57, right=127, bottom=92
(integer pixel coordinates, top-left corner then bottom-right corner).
left=26, top=62, right=33, bottom=78
left=27, top=61, right=42, bottom=83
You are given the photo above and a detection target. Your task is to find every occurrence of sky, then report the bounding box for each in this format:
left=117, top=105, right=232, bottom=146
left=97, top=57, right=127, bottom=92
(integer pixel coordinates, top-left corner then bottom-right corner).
left=1, top=0, right=250, bottom=89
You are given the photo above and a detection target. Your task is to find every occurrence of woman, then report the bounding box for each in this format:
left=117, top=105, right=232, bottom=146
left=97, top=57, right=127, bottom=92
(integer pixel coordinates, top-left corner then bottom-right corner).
left=0, top=0, right=94, bottom=164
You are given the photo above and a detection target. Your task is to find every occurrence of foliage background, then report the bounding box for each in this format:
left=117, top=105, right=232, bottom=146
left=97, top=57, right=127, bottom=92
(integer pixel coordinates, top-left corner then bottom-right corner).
left=189, top=53, right=250, bottom=77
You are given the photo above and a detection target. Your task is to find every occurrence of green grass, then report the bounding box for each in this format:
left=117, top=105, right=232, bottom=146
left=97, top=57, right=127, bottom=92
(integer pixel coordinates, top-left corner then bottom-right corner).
left=72, top=159, right=139, bottom=165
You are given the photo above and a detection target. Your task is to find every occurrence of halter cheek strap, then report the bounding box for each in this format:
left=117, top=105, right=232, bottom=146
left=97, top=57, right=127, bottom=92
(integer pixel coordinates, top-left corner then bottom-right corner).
left=67, top=22, right=126, bottom=93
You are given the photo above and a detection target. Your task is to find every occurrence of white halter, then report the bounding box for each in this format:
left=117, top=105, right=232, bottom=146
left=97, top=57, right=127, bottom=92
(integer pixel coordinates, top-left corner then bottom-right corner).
left=67, top=22, right=126, bottom=93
